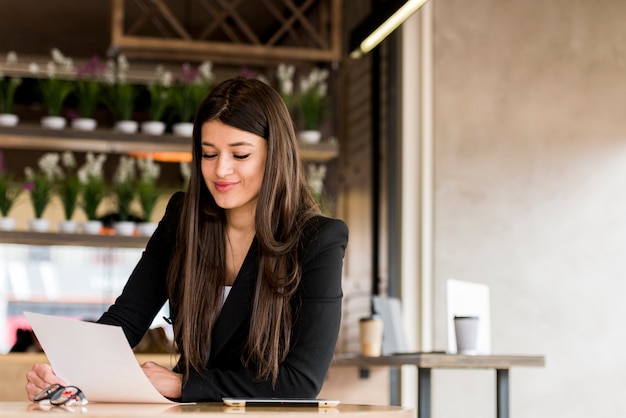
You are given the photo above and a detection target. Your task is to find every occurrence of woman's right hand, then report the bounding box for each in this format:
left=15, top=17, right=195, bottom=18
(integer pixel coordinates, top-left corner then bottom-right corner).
left=25, top=363, right=66, bottom=402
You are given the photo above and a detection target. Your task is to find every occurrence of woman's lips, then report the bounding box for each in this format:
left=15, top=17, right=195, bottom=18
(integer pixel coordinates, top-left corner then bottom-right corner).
left=214, top=181, right=238, bottom=192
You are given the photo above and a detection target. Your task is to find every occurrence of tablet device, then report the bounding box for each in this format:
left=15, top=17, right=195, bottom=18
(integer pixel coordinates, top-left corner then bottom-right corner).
left=222, top=398, right=340, bottom=407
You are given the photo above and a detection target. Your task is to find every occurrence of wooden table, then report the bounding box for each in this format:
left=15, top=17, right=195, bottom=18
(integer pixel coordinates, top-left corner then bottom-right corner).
left=333, top=353, right=545, bottom=418
left=0, top=402, right=413, bottom=417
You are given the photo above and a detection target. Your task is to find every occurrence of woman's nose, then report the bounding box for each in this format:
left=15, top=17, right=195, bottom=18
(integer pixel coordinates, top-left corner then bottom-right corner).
left=216, top=156, right=234, bottom=177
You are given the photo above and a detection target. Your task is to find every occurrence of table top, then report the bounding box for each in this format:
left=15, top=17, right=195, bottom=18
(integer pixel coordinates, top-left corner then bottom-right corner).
left=332, top=353, right=545, bottom=369
left=0, top=402, right=414, bottom=418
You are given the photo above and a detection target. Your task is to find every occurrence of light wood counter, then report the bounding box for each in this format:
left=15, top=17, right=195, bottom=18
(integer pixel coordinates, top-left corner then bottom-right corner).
left=0, top=402, right=413, bottom=417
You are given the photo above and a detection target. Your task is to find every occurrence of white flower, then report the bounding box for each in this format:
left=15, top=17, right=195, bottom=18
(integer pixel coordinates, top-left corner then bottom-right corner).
left=137, top=156, right=161, bottom=183
left=114, top=156, right=136, bottom=185
left=24, top=167, right=35, bottom=181
left=198, top=61, right=214, bottom=83
left=78, top=152, right=107, bottom=184
left=38, top=153, right=63, bottom=181
left=307, top=163, right=327, bottom=196
left=28, top=62, right=40, bottom=75
left=6, top=51, right=17, bottom=65
left=46, top=61, right=56, bottom=78
left=61, top=151, right=76, bottom=169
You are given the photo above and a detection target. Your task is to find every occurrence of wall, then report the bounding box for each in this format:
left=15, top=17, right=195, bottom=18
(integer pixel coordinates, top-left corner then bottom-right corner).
left=428, top=0, right=626, bottom=416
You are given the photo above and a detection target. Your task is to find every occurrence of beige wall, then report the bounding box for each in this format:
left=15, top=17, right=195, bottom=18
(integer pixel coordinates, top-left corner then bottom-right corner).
left=425, top=0, right=626, bottom=416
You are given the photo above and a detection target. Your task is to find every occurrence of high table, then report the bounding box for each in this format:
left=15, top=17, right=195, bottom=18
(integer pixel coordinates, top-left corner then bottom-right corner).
left=332, top=353, right=545, bottom=418
left=0, top=402, right=413, bottom=417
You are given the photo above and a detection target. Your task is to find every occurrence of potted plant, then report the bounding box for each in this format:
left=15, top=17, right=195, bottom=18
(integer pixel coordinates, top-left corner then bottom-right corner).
left=276, top=63, right=295, bottom=113
left=112, top=155, right=137, bottom=235
left=103, top=55, right=138, bottom=133
left=32, top=48, right=74, bottom=129
left=171, top=61, right=214, bottom=136
left=56, top=151, right=81, bottom=233
left=0, top=51, right=22, bottom=127
left=72, top=55, right=106, bottom=131
left=24, top=152, right=62, bottom=232
left=77, top=152, right=107, bottom=234
left=0, top=151, right=20, bottom=231
left=295, top=66, right=329, bottom=143
left=141, top=65, right=173, bottom=136
left=136, top=156, right=161, bottom=236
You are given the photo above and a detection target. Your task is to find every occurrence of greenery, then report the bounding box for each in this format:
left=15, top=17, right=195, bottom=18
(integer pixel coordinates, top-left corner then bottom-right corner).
left=34, top=49, right=75, bottom=117
left=77, top=152, right=107, bottom=221
left=172, top=61, right=214, bottom=123
left=74, top=55, right=106, bottom=118
left=147, top=65, right=173, bottom=121
left=57, top=151, right=81, bottom=220
left=113, top=156, right=136, bottom=222
left=136, top=157, right=161, bottom=221
left=0, top=173, right=20, bottom=217
left=295, top=67, right=329, bottom=130
left=103, top=55, right=137, bottom=121
left=0, top=74, right=21, bottom=114
left=24, top=153, right=62, bottom=219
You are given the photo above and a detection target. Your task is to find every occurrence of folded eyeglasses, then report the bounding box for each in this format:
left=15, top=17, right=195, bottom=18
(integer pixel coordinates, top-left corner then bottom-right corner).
left=34, top=384, right=88, bottom=407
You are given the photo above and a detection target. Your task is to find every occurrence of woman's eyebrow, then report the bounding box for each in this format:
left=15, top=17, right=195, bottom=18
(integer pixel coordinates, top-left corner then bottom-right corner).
left=201, top=141, right=255, bottom=147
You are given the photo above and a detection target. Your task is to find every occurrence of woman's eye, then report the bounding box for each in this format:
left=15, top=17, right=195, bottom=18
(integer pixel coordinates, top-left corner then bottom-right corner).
left=202, top=153, right=217, bottom=159
left=234, top=154, right=251, bottom=160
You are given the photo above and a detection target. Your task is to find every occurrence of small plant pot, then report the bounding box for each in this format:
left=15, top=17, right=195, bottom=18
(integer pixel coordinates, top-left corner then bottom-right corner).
left=172, top=122, right=194, bottom=137
left=71, top=117, right=97, bottom=131
left=298, top=130, right=322, bottom=144
left=141, top=121, right=166, bottom=136
left=82, top=220, right=103, bottom=235
left=114, top=120, right=139, bottom=134
left=0, top=216, right=16, bottom=231
left=28, top=218, right=50, bottom=232
left=41, top=116, right=67, bottom=130
left=0, top=113, right=19, bottom=127
left=114, top=221, right=136, bottom=236
left=58, top=220, right=78, bottom=233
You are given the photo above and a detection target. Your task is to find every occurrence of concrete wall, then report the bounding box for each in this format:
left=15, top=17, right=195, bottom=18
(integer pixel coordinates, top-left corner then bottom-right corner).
left=429, top=0, right=626, bottom=416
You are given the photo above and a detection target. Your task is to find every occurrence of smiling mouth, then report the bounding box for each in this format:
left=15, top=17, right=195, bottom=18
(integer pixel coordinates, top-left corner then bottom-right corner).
left=214, top=181, right=238, bottom=192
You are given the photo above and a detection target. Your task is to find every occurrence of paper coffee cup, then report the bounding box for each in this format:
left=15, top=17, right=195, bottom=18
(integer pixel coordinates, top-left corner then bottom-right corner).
left=359, top=317, right=384, bottom=357
left=454, top=315, right=479, bottom=355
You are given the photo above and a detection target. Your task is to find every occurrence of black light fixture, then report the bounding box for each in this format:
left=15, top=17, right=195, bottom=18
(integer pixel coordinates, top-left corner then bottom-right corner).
left=349, top=0, right=430, bottom=59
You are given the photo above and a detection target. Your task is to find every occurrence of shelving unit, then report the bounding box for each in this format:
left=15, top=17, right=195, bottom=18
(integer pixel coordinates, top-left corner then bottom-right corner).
left=0, top=125, right=339, bottom=162
left=0, top=230, right=149, bottom=249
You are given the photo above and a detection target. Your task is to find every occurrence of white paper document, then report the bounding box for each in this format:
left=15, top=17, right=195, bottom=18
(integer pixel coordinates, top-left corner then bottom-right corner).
left=24, top=312, right=176, bottom=404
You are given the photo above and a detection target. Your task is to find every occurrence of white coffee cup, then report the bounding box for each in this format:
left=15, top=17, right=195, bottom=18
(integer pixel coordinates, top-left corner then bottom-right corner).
left=454, top=315, right=479, bottom=355
left=359, top=317, right=384, bottom=357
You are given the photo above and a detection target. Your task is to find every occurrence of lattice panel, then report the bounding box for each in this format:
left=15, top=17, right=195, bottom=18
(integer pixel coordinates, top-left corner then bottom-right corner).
left=109, top=0, right=341, bottom=64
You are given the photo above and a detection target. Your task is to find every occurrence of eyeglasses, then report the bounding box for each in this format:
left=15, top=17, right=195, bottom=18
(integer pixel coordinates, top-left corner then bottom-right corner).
left=34, top=384, right=88, bottom=406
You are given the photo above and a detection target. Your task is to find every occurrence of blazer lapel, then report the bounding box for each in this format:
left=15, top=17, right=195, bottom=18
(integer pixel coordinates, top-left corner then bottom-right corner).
left=210, top=238, right=259, bottom=357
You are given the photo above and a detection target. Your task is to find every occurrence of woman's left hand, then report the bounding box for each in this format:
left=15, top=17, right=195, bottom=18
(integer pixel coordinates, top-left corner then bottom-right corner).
left=140, top=361, right=182, bottom=399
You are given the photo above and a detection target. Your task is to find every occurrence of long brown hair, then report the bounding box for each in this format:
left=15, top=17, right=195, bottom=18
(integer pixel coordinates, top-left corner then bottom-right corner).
left=166, top=77, right=320, bottom=385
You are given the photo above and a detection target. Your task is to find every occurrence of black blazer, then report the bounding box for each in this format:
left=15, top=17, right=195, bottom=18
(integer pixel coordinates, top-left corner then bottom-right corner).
left=98, top=192, right=349, bottom=402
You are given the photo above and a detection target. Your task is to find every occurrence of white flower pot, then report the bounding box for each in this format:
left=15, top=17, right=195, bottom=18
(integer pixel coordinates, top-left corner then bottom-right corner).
left=114, top=221, right=136, bottom=236
left=82, top=220, right=103, bottom=235
left=172, top=122, right=194, bottom=137
left=41, top=116, right=67, bottom=130
left=0, top=113, right=19, bottom=127
left=114, top=120, right=139, bottom=134
left=141, top=121, right=166, bottom=136
left=298, top=130, right=322, bottom=144
left=137, top=222, right=158, bottom=237
left=58, top=220, right=78, bottom=233
left=71, top=117, right=97, bottom=131
left=0, top=217, right=16, bottom=231
left=28, top=218, right=50, bottom=233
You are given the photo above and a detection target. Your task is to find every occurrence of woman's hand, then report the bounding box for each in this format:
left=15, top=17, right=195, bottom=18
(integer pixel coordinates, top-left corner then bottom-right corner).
left=25, top=363, right=66, bottom=401
left=140, top=361, right=182, bottom=399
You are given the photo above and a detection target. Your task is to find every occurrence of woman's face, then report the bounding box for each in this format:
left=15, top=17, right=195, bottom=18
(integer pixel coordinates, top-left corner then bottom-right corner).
left=200, top=121, right=267, bottom=216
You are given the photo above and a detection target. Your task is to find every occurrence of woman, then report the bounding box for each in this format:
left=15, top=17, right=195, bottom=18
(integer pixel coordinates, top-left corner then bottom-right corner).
left=26, top=77, right=348, bottom=402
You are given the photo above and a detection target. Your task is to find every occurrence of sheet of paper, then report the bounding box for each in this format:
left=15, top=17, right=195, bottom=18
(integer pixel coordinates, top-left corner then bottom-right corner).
left=24, top=312, right=176, bottom=404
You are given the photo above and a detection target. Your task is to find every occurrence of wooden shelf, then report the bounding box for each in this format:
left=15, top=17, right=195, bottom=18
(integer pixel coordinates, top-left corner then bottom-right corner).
left=0, top=230, right=149, bottom=249
left=0, top=125, right=339, bottom=162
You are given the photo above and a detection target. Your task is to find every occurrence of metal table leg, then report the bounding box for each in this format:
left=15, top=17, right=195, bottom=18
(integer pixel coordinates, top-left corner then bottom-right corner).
left=496, top=369, right=509, bottom=418
left=418, top=368, right=431, bottom=418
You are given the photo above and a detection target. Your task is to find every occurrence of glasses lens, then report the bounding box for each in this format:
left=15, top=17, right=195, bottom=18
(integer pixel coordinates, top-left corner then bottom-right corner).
left=50, top=386, right=86, bottom=406
left=34, top=384, right=62, bottom=402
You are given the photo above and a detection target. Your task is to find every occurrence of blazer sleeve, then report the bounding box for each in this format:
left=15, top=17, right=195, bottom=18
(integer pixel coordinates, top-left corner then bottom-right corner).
left=97, top=192, right=183, bottom=347
left=180, top=216, right=349, bottom=402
